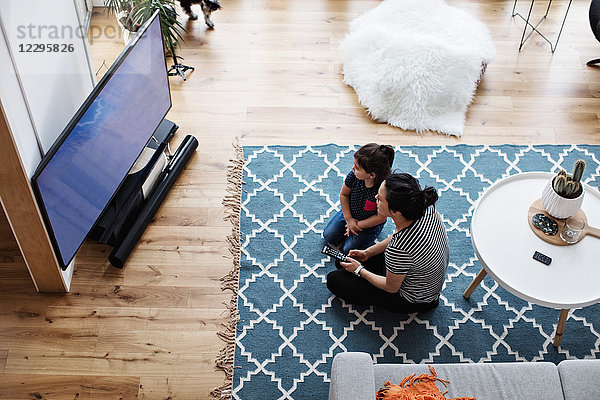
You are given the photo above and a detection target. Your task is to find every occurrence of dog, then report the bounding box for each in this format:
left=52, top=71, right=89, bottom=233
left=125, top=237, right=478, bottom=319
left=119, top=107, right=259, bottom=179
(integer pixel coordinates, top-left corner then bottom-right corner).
left=178, top=0, right=222, bottom=29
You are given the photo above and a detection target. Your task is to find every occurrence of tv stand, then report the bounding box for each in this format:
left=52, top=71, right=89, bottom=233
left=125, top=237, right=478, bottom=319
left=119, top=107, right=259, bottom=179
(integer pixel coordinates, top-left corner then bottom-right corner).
left=89, top=119, right=198, bottom=268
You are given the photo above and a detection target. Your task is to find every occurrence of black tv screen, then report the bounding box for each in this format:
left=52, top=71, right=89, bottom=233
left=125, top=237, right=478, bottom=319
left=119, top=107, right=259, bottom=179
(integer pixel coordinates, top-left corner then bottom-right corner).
left=32, top=12, right=171, bottom=269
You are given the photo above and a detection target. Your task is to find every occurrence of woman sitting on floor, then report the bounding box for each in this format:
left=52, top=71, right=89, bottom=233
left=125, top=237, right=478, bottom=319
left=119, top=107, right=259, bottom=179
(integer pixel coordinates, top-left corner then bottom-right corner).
left=326, top=173, right=449, bottom=314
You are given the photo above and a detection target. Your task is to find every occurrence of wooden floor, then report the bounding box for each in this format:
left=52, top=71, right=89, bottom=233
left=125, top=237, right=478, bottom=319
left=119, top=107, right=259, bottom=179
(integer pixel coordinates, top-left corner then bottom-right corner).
left=2, top=0, right=600, bottom=398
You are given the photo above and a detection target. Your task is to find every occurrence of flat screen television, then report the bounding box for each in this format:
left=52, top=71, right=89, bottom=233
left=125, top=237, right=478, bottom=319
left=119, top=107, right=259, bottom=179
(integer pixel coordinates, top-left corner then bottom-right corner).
left=32, top=11, right=171, bottom=270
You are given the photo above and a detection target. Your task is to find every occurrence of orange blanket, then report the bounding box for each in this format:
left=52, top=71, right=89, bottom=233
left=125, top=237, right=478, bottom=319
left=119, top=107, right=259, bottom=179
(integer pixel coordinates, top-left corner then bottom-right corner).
left=376, top=366, right=475, bottom=400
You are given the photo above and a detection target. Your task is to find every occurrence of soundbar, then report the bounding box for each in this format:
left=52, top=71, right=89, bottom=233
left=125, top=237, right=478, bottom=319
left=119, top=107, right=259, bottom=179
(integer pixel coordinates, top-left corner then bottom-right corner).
left=108, top=135, right=199, bottom=268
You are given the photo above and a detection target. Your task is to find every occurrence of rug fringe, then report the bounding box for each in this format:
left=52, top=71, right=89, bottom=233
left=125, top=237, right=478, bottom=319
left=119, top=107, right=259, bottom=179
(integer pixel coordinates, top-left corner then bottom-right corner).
left=210, top=138, right=243, bottom=400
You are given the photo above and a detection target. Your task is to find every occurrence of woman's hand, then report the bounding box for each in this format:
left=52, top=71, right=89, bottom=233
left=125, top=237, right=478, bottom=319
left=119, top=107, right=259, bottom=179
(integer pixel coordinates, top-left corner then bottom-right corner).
left=345, top=218, right=362, bottom=236
left=339, top=256, right=361, bottom=274
left=347, top=249, right=369, bottom=262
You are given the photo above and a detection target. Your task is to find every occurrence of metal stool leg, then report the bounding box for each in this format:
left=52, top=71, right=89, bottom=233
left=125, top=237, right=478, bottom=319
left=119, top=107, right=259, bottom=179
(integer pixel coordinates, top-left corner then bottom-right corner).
left=515, top=0, right=536, bottom=51
left=512, top=0, right=573, bottom=52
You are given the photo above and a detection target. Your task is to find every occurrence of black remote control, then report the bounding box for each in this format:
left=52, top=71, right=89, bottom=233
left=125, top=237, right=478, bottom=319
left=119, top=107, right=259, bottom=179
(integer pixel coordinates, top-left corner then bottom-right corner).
left=321, top=245, right=347, bottom=262
left=533, top=251, right=552, bottom=265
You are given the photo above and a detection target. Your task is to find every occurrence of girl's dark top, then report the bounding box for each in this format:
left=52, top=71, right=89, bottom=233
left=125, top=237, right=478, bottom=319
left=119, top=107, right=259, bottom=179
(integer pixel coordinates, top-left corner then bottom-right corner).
left=345, top=171, right=380, bottom=221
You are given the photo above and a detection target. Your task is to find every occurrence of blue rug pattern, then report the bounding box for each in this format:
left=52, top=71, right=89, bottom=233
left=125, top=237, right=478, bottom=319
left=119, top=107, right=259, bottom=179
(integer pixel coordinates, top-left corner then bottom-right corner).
left=233, top=144, right=600, bottom=400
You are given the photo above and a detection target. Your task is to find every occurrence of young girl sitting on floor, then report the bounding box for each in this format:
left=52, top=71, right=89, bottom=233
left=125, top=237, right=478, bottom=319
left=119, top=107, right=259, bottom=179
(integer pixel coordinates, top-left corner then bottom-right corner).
left=323, top=143, right=395, bottom=255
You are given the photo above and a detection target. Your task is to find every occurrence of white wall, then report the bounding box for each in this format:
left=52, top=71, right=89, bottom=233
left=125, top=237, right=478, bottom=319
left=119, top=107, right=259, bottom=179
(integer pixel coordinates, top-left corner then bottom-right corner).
left=0, top=0, right=95, bottom=176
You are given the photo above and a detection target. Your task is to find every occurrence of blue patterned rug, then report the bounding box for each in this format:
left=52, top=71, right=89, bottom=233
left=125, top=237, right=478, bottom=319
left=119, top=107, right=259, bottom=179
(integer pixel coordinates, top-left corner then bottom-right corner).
left=232, top=144, right=600, bottom=400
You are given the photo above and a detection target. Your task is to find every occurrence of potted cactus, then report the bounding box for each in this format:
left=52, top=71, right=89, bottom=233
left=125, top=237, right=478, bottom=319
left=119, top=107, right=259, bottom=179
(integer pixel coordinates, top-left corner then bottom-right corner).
left=541, top=159, right=586, bottom=219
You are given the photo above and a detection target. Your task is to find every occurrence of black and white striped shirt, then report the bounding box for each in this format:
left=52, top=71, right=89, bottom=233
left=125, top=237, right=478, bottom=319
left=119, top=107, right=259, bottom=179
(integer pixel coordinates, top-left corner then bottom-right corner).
left=385, top=205, right=449, bottom=303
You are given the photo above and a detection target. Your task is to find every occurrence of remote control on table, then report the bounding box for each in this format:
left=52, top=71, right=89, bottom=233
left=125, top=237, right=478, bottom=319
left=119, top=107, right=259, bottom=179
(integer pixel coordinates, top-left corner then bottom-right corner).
left=321, top=245, right=347, bottom=262
left=533, top=251, right=552, bottom=265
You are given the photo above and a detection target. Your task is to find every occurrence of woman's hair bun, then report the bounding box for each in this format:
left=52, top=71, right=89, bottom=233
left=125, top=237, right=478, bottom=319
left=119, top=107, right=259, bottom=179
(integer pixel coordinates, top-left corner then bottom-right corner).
left=422, top=186, right=439, bottom=207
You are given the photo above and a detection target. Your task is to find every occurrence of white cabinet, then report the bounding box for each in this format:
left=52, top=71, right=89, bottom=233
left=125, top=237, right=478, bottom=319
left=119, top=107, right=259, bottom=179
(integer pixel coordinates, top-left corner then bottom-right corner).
left=0, top=0, right=95, bottom=161
left=0, top=0, right=95, bottom=291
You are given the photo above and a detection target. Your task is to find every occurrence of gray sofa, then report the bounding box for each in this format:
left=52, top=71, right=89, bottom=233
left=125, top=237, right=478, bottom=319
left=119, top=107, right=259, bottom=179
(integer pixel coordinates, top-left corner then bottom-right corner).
left=329, top=352, right=600, bottom=400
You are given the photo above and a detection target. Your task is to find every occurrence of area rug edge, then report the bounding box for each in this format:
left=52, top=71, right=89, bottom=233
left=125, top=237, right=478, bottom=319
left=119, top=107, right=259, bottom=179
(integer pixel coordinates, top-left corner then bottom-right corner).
left=210, top=138, right=244, bottom=400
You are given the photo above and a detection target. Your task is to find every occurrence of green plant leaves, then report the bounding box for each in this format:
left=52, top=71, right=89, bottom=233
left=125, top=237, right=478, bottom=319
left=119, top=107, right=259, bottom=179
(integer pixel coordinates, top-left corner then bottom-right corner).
left=103, top=0, right=185, bottom=54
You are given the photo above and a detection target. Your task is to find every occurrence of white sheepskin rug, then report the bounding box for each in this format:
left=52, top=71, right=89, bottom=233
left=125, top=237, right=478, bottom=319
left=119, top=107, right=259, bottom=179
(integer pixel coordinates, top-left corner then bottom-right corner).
left=340, top=0, right=496, bottom=136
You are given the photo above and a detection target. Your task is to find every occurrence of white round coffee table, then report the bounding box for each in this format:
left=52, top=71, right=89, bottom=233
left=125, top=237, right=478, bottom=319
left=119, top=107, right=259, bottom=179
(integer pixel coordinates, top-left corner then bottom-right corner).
left=463, top=172, right=600, bottom=347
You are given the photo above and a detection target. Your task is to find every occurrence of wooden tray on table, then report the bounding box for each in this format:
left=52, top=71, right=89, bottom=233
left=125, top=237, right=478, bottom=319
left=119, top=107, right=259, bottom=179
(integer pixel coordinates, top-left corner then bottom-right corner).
left=528, top=198, right=600, bottom=246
